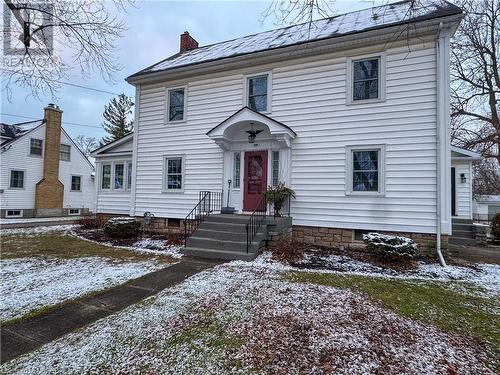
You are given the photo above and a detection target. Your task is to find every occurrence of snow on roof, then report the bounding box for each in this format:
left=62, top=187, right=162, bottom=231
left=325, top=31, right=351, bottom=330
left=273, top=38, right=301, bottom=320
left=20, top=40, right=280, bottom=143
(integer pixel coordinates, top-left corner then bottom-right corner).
left=0, top=119, right=44, bottom=146
left=130, top=0, right=462, bottom=78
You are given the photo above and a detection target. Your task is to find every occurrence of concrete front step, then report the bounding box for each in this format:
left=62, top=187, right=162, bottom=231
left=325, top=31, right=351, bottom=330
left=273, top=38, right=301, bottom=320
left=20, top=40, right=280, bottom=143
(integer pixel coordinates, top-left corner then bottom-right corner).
left=451, top=218, right=474, bottom=224
left=182, top=247, right=258, bottom=261
left=199, top=221, right=248, bottom=233
left=451, top=230, right=475, bottom=239
left=452, top=223, right=475, bottom=231
left=448, top=237, right=478, bottom=246
left=194, top=228, right=249, bottom=241
left=186, top=234, right=265, bottom=253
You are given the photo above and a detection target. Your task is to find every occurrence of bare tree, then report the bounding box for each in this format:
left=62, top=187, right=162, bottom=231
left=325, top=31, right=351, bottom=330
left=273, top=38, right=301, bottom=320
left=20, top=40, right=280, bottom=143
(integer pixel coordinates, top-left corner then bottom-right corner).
left=473, top=159, right=500, bottom=197
left=73, top=135, right=98, bottom=157
left=1, top=0, right=130, bottom=100
left=260, top=0, right=336, bottom=26
left=451, top=0, right=500, bottom=165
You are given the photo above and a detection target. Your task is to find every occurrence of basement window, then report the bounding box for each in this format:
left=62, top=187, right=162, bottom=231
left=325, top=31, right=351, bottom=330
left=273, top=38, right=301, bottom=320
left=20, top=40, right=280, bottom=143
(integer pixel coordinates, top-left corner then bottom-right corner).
left=6, top=210, right=23, bottom=218
left=354, top=229, right=370, bottom=241
left=60, top=144, right=71, bottom=161
left=168, top=218, right=180, bottom=228
left=68, top=208, right=81, bottom=215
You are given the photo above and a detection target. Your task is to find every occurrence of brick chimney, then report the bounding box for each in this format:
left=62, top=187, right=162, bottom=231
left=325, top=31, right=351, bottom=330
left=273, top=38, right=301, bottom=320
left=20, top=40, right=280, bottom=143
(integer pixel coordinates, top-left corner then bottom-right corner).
left=180, top=31, right=198, bottom=53
left=35, top=104, right=64, bottom=210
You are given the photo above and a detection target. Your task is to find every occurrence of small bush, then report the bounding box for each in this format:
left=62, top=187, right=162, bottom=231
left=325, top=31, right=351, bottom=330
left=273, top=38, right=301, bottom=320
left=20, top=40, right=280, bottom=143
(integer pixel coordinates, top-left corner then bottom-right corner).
left=166, top=231, right=185, bottom=247
left=491, top=213, right=500, bottom=243
left=271, top=238, right=306, bottom=263
left=77, top=214, right=100, bottom=229
left=362, top=232, right=418, bottom=260
left=103, top=217, right=141, bottom=238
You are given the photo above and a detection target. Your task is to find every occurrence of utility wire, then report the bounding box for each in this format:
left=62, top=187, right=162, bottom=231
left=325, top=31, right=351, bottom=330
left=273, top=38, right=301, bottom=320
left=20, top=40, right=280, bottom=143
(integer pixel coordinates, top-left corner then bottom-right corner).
left=1, top=113, right=102, bottom=129
left=0, top=68, right=133, bottom=97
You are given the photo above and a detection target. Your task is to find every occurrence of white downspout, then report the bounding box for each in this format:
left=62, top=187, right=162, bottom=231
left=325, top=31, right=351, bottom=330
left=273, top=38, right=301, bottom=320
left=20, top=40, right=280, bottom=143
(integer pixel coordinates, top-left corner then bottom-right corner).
left=436, top=22, right=447, bottom=267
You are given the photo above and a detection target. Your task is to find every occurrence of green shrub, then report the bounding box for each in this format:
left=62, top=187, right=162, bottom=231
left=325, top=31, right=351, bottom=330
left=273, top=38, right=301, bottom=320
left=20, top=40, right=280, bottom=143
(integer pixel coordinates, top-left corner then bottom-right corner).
left=103, top=217, right=140, bottom=238
left=491, top=213, right=500, bottom=243
left=362, top=232, right=418, bottom=260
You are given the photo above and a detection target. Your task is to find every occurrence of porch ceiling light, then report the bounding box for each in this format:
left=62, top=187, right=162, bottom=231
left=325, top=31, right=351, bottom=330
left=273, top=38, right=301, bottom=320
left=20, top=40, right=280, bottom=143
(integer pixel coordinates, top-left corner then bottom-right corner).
left=246, top=122, right=262, bottom=143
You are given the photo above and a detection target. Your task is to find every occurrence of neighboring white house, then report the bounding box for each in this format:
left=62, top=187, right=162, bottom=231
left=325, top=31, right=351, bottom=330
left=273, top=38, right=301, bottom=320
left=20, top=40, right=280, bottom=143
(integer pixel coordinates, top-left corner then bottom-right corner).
left=474, top=195, right=500, bottom=222
left=450, top=146, right=481, bottom=220
left=0, top=105, right=95, bottom=218
left=94, top=0, right=468, bottom=250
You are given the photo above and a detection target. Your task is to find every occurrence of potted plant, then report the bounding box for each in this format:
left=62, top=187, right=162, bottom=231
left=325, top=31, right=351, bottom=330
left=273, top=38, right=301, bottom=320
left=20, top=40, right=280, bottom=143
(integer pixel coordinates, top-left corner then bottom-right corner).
left=265, top=182, right=296, bottom=217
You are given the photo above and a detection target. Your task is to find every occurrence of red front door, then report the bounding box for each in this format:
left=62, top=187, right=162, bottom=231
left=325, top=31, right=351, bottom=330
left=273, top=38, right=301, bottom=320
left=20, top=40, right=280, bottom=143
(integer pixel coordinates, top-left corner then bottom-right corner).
left=243, top=150, right=268, bottom=211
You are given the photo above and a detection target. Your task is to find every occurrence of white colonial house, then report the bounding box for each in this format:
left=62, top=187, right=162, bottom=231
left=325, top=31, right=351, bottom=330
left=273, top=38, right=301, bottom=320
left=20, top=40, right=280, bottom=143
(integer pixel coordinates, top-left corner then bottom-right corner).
left=92, top=0, right=478, bottom=259
left=0, top=104, right=95, bottom=219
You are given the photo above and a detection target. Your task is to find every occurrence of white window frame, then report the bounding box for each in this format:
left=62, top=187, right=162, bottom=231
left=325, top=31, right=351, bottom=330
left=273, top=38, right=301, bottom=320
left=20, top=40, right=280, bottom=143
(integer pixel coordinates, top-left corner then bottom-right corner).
left=244, top=72, right=272, bottom=113
left=346, top=53, right=386, bottom=105
left=9, top=169, right=25, bottom=190
left=6, top=209, right=23, bottom=218
left=162, top=155, right=185, bottom=193
left=272, top=150, right=280, bottom=187
left=29, top=138, right=43, bottom=157
left=126, top=161, right=133, bottom=191
left=60, top=143, right=71, bottom=161
left=233, top=152, right=241, bottom=189
left=100, top=163, right=112, bottom=190
left=165, top=85, right=187, bottom=124
left=345, top=145, right=385, bottom=196
left=70, top=175, right=82, bottom=192
left=113, top=162, right=126, bottom=191
left=68, top=208, right=81, bottom=216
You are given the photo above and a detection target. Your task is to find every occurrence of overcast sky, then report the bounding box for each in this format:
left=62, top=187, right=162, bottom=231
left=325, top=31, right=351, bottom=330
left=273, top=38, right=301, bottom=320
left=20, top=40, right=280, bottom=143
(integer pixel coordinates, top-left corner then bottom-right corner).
left=1, top=0, right=369, bottom=141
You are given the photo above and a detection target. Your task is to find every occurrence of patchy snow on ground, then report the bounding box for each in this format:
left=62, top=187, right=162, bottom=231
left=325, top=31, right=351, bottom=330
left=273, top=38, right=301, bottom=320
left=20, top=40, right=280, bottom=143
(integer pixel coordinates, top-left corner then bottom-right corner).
left=130, top=238, right=183, bottom=259
left=252, top=252, right=500, bottom=297
left=0, top=216, right=80, bottom=224
left=0, top=256, right=164, bottom=322
left=2, top=262, right=492, bottom=375
left=0, top=225, right=76, bottom=236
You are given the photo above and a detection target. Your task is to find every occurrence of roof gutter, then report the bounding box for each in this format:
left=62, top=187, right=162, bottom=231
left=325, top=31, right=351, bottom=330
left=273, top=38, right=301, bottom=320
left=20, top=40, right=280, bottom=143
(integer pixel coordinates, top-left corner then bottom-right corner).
left=127, top=14, right=463, bottom=86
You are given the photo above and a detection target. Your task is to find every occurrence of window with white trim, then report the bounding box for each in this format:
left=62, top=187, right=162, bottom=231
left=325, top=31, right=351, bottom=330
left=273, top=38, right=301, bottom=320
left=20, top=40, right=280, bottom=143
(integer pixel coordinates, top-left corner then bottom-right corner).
left=352, top=57, right=380, bottom=101
left=233, top=153, right=241, bottom=189
left=346, top=146, right=385, bottom=195
left=272, top=151, right=280, bottom=187
left=60, top=144, right=71, bottom=161
left=247, top=74, right=269, bottom=112
left=127, top=161, right=133, bottom=190
left=30, top=138, right=43, bottom=156
left=6, top=210, right=23, bottom=218
left=71, top=175, right=82, bottom=191
left=101, top=164, right=111, bottom=189
left=10, top=170, right=24, bottom=189
left=114, top=163, right=125, bottom=189
left=68, top=208, right=81, bottom=215
left=164, top=157, right=183, bottom=191
left=167, top=87, right=186, bottom=122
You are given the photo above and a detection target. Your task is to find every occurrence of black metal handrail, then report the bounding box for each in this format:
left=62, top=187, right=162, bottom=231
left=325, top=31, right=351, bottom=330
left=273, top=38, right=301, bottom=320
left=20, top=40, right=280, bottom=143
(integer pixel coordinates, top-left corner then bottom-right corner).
left=184, top=191, right=223, bottom=246
left=245, top=195, right=267, bottom=253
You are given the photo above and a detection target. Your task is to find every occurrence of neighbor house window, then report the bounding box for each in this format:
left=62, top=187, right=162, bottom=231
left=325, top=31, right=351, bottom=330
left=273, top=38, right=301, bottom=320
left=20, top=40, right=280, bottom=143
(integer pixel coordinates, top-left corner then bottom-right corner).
left=352, top=57, right=380, bottom=101
left=247, top=74, right=268, bottom=112
left=9, top=170, right=24, bottom=189
left=101, top=164, right=111, bottom=189
left=346, top=146, right=385, bottom=195
left=233, top=153, right=241, bottom=189
left=127, top=161, right=133, bottom=190
left=167, top=87, right=186, bottom=122
left=114, top=163, right=125, bottom=189
left=30, top=138, right=43, bottom=156
left=272, top=151, right=280, bottom=187
left=6, top=210, right=23, bottom=218
left=164, top=157, right=183, bottom=191
left=60, top=144, right=71, bottom=161
left=71, top=175, right=82, bottom=191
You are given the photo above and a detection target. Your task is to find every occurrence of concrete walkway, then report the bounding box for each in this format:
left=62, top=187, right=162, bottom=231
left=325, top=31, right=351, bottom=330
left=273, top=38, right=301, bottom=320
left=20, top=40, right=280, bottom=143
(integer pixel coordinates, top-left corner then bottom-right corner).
left=449, top=243, right=500, bottom=264
left=1, top=257, right=223, bottom=363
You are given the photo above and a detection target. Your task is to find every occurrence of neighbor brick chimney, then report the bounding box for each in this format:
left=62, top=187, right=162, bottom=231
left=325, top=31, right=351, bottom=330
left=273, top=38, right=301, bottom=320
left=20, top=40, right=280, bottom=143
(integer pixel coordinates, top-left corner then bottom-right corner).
left=35, top=104, right=64, bottom=210
left=180, top=31, right=198, bottom=53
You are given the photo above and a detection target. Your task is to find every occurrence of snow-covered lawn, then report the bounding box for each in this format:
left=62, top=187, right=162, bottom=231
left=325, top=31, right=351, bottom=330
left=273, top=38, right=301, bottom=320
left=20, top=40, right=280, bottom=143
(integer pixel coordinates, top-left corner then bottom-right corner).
left=0, top=226, right=178, bottom=322
left=2, top=254, right=497, bottom=374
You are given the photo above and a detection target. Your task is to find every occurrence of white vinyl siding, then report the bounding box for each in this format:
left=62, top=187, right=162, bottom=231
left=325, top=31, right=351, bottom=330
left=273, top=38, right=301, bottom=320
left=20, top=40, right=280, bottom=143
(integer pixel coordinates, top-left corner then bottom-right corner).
left=133, top=41, right=440, bottom=234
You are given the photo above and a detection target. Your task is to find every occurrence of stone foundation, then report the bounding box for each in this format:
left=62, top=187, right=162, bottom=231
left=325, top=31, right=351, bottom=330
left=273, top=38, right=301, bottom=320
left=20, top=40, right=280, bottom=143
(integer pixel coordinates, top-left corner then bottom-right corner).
left=266, top=217, right=293, bottom=249
left=292, top=225, right=449, bottom=257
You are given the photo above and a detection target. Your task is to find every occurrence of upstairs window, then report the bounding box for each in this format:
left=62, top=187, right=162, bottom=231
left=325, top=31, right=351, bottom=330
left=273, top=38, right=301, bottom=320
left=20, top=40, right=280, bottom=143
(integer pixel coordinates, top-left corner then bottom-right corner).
left=114, top=163, right=125, bottom=189
left=247, top=74, right=268, bottom=112
left=10, top=170, right=24, bottom=189
left=164, top=156, right=183, bottom=191
left=60, top=144, right=71, bottom=161
left=71, top=175, right=82, bottom=191
left=233, top=153, right=241, bottom=189
left=101, top=164, right=111, bottom=189
left=167, top=87, right=186, bottom=122
left=30, top=138, right=43, bottom=156
left=352, top=57, right=380, bottom=101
